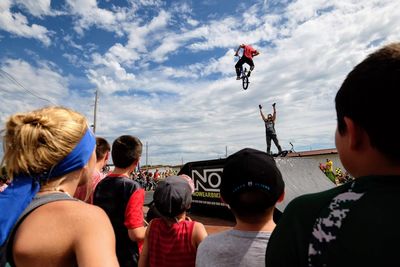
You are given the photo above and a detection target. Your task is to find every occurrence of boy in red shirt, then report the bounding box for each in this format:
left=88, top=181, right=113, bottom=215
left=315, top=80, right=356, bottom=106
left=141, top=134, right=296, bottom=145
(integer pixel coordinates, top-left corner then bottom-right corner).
left=94, top=135, right=146, bottom=267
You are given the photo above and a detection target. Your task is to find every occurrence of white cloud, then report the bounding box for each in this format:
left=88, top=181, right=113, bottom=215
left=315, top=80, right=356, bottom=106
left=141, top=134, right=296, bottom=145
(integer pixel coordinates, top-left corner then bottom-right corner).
left=15, top=0, right=57, bottom=17
left=133, top=0, right=163, bottom=7
left=78, top=0, right=400, bottom=165
left=66, top=0, right=131, bottom=35
left=108, top=43, right=141, bottom=65
left=2, top=0, right=400, bottom=165
left=0, top=0, right=51, bottom=45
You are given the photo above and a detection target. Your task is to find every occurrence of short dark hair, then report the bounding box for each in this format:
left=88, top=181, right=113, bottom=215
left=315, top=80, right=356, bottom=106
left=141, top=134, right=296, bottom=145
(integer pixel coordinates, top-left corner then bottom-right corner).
left=229, top=190, right=277, bottom=223
left=95, top=137, right=110, bottom=161
left=335, top=43, right=400, bottom=160
left=111, top=135, right=142, bottom=168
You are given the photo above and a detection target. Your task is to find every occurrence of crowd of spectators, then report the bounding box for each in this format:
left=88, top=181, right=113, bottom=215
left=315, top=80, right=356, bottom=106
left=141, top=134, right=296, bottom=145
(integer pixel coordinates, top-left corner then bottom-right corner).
left=131, top=168, right=177, bottom=191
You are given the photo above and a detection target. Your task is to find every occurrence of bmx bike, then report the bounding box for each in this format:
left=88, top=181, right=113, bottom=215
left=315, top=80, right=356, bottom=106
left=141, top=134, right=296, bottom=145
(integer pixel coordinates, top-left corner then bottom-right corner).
left=235, top=56, right=250, bottom=90
left=272, top=142, right=296, bottom=157
left=240, top=67, right=250, bottom=90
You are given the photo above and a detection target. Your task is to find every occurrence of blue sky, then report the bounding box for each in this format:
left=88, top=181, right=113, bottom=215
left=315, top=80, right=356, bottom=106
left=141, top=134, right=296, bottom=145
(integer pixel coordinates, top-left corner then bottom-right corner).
left=1, top=0, right=400, bottom=165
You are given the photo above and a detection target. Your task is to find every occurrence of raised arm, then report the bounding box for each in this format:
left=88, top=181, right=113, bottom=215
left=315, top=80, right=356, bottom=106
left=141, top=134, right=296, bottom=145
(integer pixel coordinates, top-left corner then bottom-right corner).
left=234, top=44, right=244, bottom=56
left=259, top=105, right=266, bottom=121
left=272, top=103, right=277, bottom=121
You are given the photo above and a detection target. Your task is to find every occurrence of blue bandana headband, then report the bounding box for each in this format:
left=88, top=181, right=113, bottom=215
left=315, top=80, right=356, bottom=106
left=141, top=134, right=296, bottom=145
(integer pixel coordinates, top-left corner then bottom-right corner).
left=0, top=129, right=96, bottom=245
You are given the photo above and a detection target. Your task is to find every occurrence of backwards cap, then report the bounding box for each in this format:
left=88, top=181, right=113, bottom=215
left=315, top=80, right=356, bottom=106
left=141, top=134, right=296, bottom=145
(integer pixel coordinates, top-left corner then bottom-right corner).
left=153, top=175, right=192, bottom=218
left=220, top=148, right=284, bottom=206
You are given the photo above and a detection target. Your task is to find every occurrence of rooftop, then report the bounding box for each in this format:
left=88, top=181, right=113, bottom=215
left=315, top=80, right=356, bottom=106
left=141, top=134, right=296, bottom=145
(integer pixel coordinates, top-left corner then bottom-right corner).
left=287, top=148, right=337, bottom=157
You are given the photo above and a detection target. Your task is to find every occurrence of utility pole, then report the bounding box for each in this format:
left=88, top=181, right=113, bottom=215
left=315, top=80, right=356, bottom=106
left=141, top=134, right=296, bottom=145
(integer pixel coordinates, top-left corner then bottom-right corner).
left=93, top=90, right=98, bottom=134
left=146, top=142, right=148, bottom=168
left=225, top=146, right=228, bottom=157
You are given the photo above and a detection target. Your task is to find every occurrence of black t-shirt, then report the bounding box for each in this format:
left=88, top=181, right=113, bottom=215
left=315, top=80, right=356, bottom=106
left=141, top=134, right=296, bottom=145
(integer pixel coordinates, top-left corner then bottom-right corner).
left=94, top=176, right=141, bottom=267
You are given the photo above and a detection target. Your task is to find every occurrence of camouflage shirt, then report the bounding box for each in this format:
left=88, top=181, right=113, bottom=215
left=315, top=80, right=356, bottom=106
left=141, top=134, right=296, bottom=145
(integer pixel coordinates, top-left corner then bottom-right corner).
left=266, top=175, right=400, bottom=267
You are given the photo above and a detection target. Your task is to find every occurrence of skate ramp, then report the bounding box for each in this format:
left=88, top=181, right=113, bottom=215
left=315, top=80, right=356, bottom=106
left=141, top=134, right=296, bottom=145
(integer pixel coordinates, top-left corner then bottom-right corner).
left=275, top=157, right=335, bottom=211
left=178, top=157, right=336, bottom=213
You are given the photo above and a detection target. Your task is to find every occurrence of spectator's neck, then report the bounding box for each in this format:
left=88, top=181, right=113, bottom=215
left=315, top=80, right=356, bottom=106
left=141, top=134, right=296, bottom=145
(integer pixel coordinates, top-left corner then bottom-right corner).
left=234, top=214, right=276, bottom=232
left=111, top=167, right=131, bottom=178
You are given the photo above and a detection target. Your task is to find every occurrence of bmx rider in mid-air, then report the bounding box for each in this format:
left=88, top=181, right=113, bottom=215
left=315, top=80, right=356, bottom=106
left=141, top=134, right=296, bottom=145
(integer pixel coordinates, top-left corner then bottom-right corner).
left=234, top=44, right=259, bottom=80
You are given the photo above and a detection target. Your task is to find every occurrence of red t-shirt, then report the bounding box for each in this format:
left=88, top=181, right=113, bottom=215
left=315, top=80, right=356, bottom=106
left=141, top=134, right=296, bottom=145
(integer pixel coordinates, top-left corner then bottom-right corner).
left=154, top=171, right=160, bottom=181
left=243, top=45, right=257, bottom=59
left=148, top=218, right=196, bottom=267
left=124, top=188, right=145, bottom=228
left=125, top=187, right=145, bottom=251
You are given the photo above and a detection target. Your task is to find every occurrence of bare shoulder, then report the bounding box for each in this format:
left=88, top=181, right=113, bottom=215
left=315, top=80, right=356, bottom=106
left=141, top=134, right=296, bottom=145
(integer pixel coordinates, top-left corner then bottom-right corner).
left=192, top=221, right=208, bottom=247
left=43, top=199, right=107, bottom=218
left=193, top=221, right=207, bottom=231
left=19, top=199, right=111, bottom=235
left=13, top=200, right=113, bottom=266
left=56, top=200, right=111, bottom=230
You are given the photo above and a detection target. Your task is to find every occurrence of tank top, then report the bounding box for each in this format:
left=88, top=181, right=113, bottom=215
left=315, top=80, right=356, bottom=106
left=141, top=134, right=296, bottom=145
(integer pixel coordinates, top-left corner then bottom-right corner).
left=1, top=193, right=77, bottom=267
left=148, top=218, right=196, bottom=267
left=265, top=120, right=276, bottom=134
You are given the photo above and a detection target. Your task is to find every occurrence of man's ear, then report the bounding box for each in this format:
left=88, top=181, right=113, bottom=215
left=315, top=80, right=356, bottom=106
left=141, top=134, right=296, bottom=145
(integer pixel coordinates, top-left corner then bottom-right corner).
left=343, top=117, right=366, bottom=150
left=101, top=152, right=110, bottom=167
left=277, top=191, right=285, bottom=203
left=131, top=159, right=140, bottom=170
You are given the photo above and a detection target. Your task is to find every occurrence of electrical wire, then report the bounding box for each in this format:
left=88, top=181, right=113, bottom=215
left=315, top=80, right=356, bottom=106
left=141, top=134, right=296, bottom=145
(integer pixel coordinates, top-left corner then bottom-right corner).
left=0, top=69, right=57, bottom=105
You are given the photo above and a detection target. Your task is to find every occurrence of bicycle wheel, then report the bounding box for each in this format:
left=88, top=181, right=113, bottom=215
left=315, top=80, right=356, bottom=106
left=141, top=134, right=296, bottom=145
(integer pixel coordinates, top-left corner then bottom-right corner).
left=242, top=75, right=249, bottom=90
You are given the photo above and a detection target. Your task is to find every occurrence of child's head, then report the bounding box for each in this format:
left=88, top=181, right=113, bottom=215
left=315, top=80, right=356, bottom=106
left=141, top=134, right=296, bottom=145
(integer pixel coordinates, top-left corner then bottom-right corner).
left=111, top=135, right=142, bottom=168
left=220, top=148, right=284, bottom=223
left=153, top=175, right=193, bottom=218
left=95, top=137, right=110, bottom=162
left=335, top=43, right=400, bottom=161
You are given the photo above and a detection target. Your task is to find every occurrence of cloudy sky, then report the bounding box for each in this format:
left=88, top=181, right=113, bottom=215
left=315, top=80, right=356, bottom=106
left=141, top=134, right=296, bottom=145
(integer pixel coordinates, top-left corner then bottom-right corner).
left=0, top=0, right=399, bottom=166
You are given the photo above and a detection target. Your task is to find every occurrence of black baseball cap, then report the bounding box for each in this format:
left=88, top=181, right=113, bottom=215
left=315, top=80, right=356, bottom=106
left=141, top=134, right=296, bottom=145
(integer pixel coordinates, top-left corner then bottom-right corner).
left=220, top=148, right=284, bottom=207
left=153, top=175, right=192, bottom=218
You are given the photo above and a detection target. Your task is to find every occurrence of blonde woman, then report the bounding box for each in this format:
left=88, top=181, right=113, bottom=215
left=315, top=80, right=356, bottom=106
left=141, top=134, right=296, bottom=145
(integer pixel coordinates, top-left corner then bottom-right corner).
left=0, top=106, right=119, bottom=267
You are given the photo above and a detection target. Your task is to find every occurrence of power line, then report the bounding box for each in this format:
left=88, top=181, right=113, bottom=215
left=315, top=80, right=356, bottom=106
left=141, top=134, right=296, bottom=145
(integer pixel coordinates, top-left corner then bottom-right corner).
left=0, top=69, right=57, bottom=105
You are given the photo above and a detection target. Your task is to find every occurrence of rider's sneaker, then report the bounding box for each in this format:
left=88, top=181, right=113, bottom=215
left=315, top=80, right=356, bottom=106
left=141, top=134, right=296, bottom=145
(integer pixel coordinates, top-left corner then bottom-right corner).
left=247, top=71, right=251, bottom=77
left=236, top=76, right=241, bottom=80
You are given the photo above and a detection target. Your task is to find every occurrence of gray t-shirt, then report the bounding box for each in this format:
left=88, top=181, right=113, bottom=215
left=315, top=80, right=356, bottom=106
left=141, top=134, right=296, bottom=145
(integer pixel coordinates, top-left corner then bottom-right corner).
left=196, top=229, right=271, bottom=267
